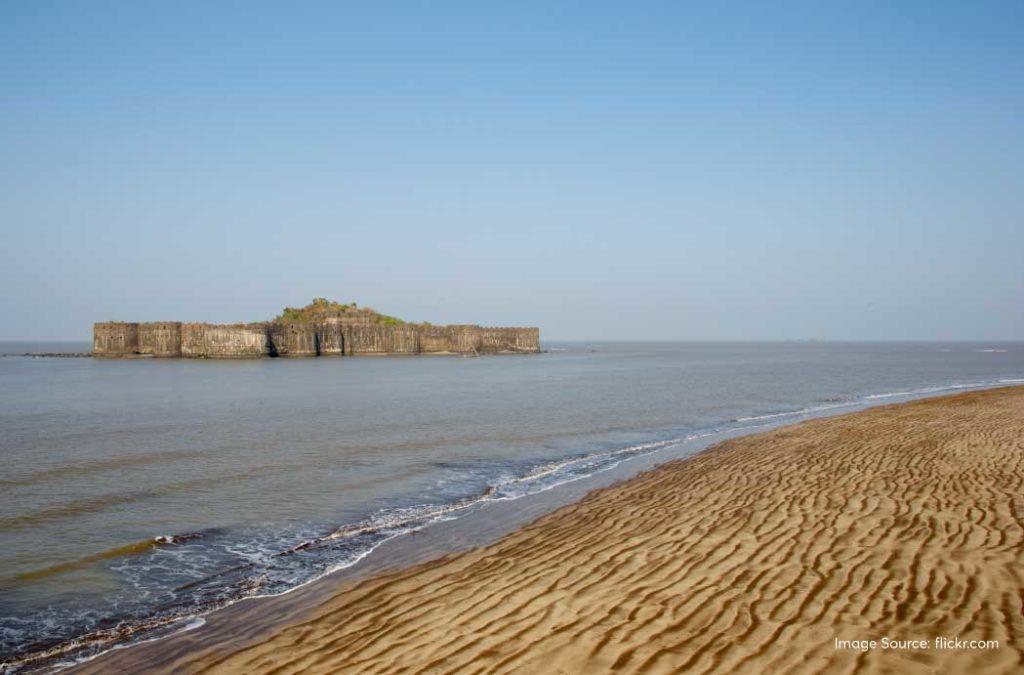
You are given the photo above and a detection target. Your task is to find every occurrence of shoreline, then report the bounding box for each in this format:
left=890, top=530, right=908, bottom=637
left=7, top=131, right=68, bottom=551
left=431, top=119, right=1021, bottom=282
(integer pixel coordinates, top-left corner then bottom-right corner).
left=64, top=384, right=1024, bottom=674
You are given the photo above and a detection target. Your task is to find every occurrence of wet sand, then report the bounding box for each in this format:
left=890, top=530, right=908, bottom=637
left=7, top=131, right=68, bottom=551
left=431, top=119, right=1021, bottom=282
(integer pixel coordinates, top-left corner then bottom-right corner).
left=90, top=387, right=1024, bottom=673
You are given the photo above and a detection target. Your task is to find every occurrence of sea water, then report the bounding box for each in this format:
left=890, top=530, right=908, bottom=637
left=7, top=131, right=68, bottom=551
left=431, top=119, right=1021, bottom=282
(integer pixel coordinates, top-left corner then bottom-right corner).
left=1, top=341, right=1022, bottom=669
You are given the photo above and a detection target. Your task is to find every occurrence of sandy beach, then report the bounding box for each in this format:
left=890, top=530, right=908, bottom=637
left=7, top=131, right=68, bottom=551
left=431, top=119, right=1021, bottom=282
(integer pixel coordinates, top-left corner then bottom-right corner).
left=83, top=387, right=1024, bottom=674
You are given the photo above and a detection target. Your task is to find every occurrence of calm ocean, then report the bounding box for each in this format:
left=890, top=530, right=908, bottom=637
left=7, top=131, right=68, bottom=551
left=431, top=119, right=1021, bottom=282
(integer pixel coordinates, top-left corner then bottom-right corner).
left=1, top=341, right=1022, bottom=669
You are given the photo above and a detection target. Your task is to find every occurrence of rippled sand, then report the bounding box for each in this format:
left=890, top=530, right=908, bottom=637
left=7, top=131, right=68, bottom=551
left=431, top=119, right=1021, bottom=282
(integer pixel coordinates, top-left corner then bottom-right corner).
left=111, top=388, right=1024, bottom=673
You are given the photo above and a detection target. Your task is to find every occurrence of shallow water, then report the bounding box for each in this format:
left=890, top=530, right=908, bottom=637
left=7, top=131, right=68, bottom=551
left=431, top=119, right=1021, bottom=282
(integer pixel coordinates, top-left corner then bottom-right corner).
left=1, top=341, right=1022, bottom=668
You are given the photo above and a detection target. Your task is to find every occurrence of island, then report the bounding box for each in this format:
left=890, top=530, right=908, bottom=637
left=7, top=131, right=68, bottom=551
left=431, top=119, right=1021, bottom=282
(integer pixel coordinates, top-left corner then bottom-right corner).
left=93, top=298, right=540, bottom=358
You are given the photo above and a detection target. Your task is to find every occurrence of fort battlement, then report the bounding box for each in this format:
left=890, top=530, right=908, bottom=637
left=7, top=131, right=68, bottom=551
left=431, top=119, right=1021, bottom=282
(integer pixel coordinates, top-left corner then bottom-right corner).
left=93, top=306, right=540, bottom=359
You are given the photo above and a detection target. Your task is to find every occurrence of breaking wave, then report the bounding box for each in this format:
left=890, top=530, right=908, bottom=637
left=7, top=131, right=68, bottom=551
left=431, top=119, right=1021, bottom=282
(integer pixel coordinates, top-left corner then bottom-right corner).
left=0, top=434, right=702, bottom=672
left=733, top=401, right=857, bottom=422
left=863, top=381, right=993, bottom=400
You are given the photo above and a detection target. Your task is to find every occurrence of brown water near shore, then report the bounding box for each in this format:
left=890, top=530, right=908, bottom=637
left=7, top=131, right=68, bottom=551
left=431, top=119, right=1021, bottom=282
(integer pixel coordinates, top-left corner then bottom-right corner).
left=76, top=386, right=1024, bottom=674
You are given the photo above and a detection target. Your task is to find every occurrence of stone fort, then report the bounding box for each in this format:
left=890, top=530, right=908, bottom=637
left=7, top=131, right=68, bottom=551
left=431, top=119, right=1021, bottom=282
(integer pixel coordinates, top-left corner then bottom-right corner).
left=93, top=300, right=540, bottom=359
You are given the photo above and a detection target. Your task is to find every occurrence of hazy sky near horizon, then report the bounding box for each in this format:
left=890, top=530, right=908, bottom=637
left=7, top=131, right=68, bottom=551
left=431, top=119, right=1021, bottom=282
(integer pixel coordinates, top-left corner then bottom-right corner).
left=2, top=2, right=1022, bottom=341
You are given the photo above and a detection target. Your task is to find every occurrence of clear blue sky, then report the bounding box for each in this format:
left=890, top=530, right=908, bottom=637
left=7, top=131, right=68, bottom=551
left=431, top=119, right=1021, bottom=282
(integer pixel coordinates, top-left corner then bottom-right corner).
left=2, top=1, right=1022, bottom=340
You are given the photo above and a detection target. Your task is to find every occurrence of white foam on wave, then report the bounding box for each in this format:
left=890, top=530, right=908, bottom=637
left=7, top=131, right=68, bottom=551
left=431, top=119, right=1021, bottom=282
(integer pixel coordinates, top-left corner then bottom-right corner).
left=503, top=438, right=683, bottom=486
left=296, top=437, right=697, bottom=555
left=734, top=401, right=857, bottom=422
left=863, top=382, right=987, bottom=400
left=53, top=618, right=207, bottom=672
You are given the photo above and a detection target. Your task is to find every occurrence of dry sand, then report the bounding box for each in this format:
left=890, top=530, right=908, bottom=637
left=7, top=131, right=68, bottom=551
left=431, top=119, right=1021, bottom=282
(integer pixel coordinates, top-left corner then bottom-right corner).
left=131, top=388, right=1024, bottom=673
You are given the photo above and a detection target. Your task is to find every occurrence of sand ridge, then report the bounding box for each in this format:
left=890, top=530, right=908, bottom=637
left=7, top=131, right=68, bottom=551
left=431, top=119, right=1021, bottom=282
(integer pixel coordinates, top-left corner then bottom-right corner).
left=143, top=388, right=1024, bottom=673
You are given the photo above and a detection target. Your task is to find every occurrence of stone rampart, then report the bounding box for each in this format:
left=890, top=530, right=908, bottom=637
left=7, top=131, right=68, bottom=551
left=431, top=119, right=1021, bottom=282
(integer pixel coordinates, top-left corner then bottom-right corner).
left=138, top=322, right=183, bottom=357
left=416, top=326, right=451, bottom=353
left=478, top=326, right=540, bottom=353
left=181, top=323, right=269, bottom=358
left=317, top=322, right=344, bottom=356
left=267, top=323, right=319, bottom=357
left=412, top=325, right=539, bottom=354
left=449, top=325, right=483, bottom=353
left=93, top=322, right=140, bottom=357
left=94, top=318, right=539, bottom=358
left=342, top=325, right=419, bottom=355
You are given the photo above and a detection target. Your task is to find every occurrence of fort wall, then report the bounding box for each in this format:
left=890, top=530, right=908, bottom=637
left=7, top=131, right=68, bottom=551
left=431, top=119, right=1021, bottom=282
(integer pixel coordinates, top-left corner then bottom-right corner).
left=94, top=320, right=539, bottom=359
left=267, top=324, right=319, bottom=357
left=342, top=325, right=419, bottom=355
left=316, top=322, right=343, bottom=356
left=138, top=322, right=183, bottom=357
left=478, top=326, right=540, bottom=353
left=181, top=324, right=269, bottom=359
left=93, top=322, right=139, bottom=357
left=416, top=326, right=451, bottom=353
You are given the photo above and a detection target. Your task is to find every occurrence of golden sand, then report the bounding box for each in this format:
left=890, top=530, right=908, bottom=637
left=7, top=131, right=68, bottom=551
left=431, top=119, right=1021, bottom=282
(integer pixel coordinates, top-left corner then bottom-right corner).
left=113, top=388, right=1024, bottom=673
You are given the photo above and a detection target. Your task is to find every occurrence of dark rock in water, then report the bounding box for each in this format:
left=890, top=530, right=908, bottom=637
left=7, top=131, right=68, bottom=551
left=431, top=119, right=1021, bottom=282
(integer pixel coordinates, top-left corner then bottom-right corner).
left=153, top=533, right=203, bottom=545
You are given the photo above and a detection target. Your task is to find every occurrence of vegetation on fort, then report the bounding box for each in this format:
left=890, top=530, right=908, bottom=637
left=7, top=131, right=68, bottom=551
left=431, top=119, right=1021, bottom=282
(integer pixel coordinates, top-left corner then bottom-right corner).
left=274, top=298, right=406, bottom=325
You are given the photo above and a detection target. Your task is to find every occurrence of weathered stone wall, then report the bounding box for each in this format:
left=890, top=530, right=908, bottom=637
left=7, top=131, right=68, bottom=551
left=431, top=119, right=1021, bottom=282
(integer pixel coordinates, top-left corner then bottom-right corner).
left=343, top=325, right=419, bottom=355
left=93, top=322, right=139, bottom=356
left=478, top=327, right=540, bottom=353
left=138, top=322, right=183, bottom=357
left=181, top=324, right=269, bottom=358
left=478, top=328, right=506, bottom=353
left=413, top=325, right=480, bottom=353
left=95, top=319, right=539, bottom=358
left=447, top=326, right=482, bottom=353
left=317, top=323, right=344, bottom=356
left=411, top=325, right=539, bottom=354
left=267, top=323, right=319, bottom=357
left=391, top=326, right=420, bottom=353
left=416, top=326, right=451, bottom=353
left=516, top=327, right=541, bottom=352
